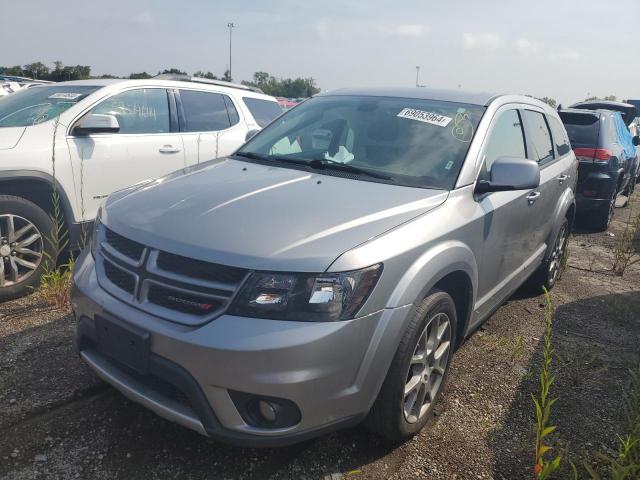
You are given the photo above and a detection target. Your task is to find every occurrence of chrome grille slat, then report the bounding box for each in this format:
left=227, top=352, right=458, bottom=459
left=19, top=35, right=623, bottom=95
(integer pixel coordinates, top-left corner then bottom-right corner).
left=147, top=251, right=241, bottom=294
left=95, top=225, right=249, bottom=325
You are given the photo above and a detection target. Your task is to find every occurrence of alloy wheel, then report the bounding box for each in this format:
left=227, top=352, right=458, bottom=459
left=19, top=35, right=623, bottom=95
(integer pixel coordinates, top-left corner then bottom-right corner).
left=403, top=312, right=452, bottom=423
left=0, top=214, right=44, bottom=287
left=547, top=223, right=568, bottom=287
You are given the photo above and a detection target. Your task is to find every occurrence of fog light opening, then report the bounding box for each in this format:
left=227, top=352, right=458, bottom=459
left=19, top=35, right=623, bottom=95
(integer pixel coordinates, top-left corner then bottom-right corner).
left=258, top=400, right=279, bottom=423
left=229, top=390, right=302, bottom=429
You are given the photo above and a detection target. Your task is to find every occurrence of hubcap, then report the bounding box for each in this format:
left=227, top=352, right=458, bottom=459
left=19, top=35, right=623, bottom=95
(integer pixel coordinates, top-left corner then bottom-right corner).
left=547, top=223, right=568, bottom=286
left=403, top=312, right=452, bottom=424
left=0, top=214, right=43, bottom=287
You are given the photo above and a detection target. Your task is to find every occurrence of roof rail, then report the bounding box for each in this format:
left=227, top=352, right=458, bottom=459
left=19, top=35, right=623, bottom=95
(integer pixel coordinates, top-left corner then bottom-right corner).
left=153, top=74, right=264, bottom=94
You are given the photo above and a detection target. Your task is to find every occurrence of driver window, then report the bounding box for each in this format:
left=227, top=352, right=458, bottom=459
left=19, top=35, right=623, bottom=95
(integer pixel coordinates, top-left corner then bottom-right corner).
left=88, top=88, right=170, bottom=134
left=479, top=109, right=526, bottom=181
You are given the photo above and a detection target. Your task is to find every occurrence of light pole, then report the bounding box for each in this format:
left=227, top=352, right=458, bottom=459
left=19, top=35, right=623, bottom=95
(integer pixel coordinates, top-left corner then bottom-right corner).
left=227, top=22, right=235, bottom=81
left=415, top=66, right=420, bottom=87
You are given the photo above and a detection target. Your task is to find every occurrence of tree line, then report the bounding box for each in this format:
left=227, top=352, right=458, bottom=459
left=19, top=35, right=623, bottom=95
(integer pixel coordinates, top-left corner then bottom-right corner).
left=0, top=61, right=320, bottom=98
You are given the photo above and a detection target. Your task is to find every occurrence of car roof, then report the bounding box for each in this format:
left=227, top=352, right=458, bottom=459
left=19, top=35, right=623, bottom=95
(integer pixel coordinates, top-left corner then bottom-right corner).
left=559, top=108, right=602, bottom=116
left=570, top=100, right=637, bottom=124
left=47, top=79, right=277, bottom=101
left=316, top=87, right=552, bottom=109
left=318, top=87, right=499, bottom=106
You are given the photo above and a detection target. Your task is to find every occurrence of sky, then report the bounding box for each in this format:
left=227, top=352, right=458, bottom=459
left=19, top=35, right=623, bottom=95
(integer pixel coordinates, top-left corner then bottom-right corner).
left=2, top=0, right=639, bottom=105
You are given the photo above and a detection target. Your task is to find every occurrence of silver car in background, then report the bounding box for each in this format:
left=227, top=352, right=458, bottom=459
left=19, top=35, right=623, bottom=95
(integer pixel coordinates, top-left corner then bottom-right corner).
left=72, top=88, right=576, bottom=445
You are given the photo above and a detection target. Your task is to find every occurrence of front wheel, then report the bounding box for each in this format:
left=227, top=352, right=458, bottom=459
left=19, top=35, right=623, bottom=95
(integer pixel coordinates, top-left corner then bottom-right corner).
left=0, top=195, right=54, bottom=302
left=366, top=290, right=457, bottom=442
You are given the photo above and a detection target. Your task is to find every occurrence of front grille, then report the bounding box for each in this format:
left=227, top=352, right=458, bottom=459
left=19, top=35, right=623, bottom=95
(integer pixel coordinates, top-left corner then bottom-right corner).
left=97, top=225, right=248, bottom=325
left=105, top=228, right=145, bottom=260
left=103, top=260, right=135, bottom=294
left=157, top=251, right=246, bottom=284
left=147, top=284, right=224, bottom=316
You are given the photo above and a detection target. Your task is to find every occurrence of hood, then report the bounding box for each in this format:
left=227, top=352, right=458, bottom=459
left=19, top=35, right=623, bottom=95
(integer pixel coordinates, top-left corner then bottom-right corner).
left=104, top=159, right=448, bottom=272
left=0, top=127, right=26, bottom=150
left=570, top=101, right=637, bottom=125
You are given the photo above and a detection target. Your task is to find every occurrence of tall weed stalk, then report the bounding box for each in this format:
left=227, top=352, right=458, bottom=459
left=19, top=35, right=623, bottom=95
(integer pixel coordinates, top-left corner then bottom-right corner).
left=533, top=288, right=562, bottom=479
left=39, top=116, right=72, bottom=308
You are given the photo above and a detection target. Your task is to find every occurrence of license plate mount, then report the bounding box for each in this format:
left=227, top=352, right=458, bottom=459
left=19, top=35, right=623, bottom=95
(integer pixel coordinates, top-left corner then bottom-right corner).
left=95, top=316, right=151, bottom=375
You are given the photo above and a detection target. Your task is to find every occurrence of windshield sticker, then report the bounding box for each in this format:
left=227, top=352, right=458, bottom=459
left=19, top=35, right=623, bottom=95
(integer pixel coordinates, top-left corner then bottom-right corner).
left=48, top=92, right=83, bottom=100
left=397, top=108, right=452, bottom=127
left=445, top=160, right=454, bottom=170
left=451, top=110, right=474, bottom=143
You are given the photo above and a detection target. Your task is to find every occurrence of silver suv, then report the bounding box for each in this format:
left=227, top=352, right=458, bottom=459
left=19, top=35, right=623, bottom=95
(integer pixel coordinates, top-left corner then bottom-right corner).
left=72, top=88, right=576, bottom=446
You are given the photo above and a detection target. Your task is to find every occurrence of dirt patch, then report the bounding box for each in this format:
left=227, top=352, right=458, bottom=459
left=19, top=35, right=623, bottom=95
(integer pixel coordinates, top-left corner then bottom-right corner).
left=1, top=200, right=639, bottom=479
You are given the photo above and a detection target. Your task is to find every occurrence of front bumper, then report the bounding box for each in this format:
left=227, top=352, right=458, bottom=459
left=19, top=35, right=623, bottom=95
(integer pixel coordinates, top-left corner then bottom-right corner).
left=71, top=251, right=413, bottom=446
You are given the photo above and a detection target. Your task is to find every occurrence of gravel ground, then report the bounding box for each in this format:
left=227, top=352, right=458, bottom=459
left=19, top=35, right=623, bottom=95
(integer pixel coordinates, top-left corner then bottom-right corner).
left=0, top=198, right=639, bottom=480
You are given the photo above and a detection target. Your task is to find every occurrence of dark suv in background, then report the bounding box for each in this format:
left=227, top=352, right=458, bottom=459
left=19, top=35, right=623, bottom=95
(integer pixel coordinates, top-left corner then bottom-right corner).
left=559, top=106, right=639, bottom=230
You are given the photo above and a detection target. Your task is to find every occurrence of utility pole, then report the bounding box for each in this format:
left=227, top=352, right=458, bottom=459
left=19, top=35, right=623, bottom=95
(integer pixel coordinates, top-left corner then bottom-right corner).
left=415, top=66, right=420, bottom=87
left=227, top=22, right=235, bottom=81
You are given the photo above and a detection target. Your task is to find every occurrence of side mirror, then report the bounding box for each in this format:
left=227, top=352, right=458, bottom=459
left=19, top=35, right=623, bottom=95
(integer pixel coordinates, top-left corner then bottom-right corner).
left=73, top=113, right=120, bottom=136
left=476, top=156, right=540, bottom=194
left=633, top=136, right=640, bottom=147
left=245, top=129, right=260, bottom=142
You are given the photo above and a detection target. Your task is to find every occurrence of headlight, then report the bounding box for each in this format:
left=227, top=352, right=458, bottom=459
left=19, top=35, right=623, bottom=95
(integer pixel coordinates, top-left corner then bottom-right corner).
left=228, top=264, right=382, bottom=321
left=90, top=207, right=102, bottom=258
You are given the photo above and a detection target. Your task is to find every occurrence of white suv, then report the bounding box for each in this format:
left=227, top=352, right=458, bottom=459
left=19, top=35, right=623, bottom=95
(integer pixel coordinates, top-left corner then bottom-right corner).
left=0, top=76, right=282, bottom=300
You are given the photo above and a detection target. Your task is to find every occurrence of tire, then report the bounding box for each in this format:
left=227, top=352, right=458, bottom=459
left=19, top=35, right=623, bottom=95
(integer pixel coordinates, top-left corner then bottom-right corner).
left=591, top=194, right=615, bottom=232
left=366, top=290, right=457, bottom=442
left=0, top=195, right=54, bottom=302
left=528, top=219, right=569, bottom=292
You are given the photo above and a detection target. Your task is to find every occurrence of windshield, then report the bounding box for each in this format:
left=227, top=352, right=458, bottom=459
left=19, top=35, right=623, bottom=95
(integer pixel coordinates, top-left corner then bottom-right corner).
left=0, top=85, right=100, bottom=127
left=237, top=95, right=485, bottom=189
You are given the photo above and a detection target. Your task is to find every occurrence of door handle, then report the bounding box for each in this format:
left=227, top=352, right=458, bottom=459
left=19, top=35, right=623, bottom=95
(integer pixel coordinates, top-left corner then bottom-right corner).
left=159, top=145, right=181, bottom=154
left=558, top=174, right=569, bottom=184
left=527, top=191, right=541, bottom=205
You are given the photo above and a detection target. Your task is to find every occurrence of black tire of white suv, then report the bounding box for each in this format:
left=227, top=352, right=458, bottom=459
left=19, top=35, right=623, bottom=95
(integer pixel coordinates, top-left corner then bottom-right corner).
left=366, top=290, right=457, bottom=442
left=0, top=195, right=55, bottom=301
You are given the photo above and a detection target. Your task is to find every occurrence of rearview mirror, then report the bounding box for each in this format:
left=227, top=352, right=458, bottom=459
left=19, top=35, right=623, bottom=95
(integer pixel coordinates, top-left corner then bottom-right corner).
left=475, top=156, right=540, bottom=194
left=245, top=129, right=260, bottom=142
left=633, top=136, right=640, bottom=147
left=73, top=113, right=120, bottom=136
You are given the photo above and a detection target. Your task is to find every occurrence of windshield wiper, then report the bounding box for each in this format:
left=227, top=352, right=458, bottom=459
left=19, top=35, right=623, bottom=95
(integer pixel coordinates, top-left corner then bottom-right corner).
left=234, top=151, right=309, bottom=166
left=308, top=158, right=393, bottom=181
left=235, top=152, right=393, bottom=181
left=234, top=151, right=268, bottom=161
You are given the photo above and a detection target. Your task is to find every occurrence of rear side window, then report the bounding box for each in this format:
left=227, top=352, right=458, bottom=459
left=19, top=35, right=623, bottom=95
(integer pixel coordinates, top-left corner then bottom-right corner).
left=558, top=112, right=600, bottom=148
left=523, top=110, right=554, bottom=164
left=479, top=109, right=526, bottom=181
left=90, top=88, right=170, bottom=134
left=548, top=116, right=572, bottom=156
left=180, top=90, right=235, bottom=132
left=242, top=97, right=282, bottom=127
left=223, top=96, right=240, bottom=125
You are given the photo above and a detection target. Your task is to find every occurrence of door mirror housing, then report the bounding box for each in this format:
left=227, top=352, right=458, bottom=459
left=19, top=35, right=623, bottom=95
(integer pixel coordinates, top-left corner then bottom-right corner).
left=73, top=113, right=120, bottom=136
left=633, top=135, right=640, bottom=147
left=475, top=156, right=540, bottom=194
left=245, top=129, right=260, bottom=142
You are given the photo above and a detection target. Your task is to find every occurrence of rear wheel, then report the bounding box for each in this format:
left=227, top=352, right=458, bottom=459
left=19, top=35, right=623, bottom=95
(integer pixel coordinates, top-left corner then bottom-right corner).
left=591, top=194, right=615, bottom=232
left=0, top=195, right=54, bottom=302
left=528, top=219, right=569, bottom=292
left=366, top=291, right=457, bottom=442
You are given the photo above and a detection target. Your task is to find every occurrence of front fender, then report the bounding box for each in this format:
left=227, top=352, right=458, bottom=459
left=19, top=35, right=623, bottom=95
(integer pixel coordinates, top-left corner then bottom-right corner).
left=387, top=240, right=478, bottom=310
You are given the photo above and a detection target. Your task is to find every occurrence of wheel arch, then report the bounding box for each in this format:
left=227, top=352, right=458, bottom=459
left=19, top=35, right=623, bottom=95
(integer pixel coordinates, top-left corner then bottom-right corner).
left=387, top=240, right=478, bottom=347
left=0, top=171, right=77, bottom=243
left=543, top=188, right=575, bottom=261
